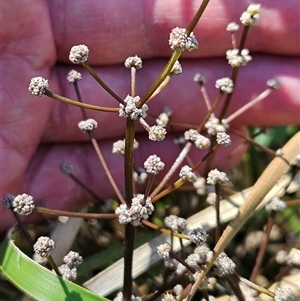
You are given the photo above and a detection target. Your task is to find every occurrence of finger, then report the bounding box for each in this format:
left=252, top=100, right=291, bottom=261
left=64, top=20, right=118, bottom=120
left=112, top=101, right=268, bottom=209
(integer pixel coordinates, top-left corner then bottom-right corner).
left=41, top=54, right=300, bottom=143
left=1, top=0, right=55, bottom=206
left=46, top=0, right=300, bottom=64
left=1, top=127, right=248, bottom=232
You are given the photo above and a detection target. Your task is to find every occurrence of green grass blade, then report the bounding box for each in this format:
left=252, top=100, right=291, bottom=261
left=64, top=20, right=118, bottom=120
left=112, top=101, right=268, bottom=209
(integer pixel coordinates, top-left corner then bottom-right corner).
left=0, top=231, right=110, bottom=301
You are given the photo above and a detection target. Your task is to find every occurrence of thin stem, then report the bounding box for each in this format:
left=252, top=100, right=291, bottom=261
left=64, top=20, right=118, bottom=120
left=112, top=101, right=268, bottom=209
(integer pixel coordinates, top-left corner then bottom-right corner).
left=91, top=138, right=126, bottom=204
left=131, top=67, right=136, bottom=97
left=138, top=51, right=181, bottom=107
left=73, top=81, right=89, bottom=120
left=224, top=88, right=272, bottom=124
left=68, top=173, right=103, bottom=203
left=214, top=183, right=221, bottom=243
left=35, top=206, right=118, bottom=219
left=249, top=211, right=276, bottom=282
left=81, top=62, right=124, bottom=105
left=144, top=174, right=155, bottom=200
left=150, top=142, right=192, bottom=199
left=142, top=220, right=190, bottom=240
left=123, top=117, right=137, bottom=301
left=185, top=0, right=211, bottom=35
left=44, top=90, right=119, bottom=112
left=234, top=272, right=275, bottom=298
left=47, top=255, right=61, bottom=276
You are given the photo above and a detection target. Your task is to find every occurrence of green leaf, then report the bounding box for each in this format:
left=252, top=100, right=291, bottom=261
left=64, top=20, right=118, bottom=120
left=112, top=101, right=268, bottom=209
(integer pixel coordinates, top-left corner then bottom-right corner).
left=0, top=231, right=110, bottom=301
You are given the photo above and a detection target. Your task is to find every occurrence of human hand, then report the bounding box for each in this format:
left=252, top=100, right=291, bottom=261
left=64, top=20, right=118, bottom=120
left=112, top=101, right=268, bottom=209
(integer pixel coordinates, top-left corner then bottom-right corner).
left=1, top=0, right=299, bottom=234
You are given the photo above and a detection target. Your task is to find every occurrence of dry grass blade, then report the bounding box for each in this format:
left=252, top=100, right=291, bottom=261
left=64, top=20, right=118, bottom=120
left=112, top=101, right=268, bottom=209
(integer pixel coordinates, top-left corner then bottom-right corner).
left=187, top=131, right=300, bottom=300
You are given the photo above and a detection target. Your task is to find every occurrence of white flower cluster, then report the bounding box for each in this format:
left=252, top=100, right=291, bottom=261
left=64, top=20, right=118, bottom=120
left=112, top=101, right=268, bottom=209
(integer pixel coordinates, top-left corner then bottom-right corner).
left=184, top=129, right=211, bottom=149
left=33, top=236, right=55, bottom=258
left=144, top=154, right=165, bottom=175
left=164, top=215, right=187, bottom=233
left=205, top=116, right=228, bottom=136
left=58, top=250, right=83, bottom=281
left=169, top=27, right=198, bottom=52
left=67, top=70, right=82, bottom=83
left=265, top=197, right=286, bottom=212
left=156, top=112, right=169, bottom=127
left=274, top=287, right=295, bottom=301
left=119, top=95, right=148, bottom=120
left=112, top=139, right=139, bottom=155
left=226, top=49, right=252, bottom=68
left=115, top=194, right=154, bottom=226
left=226, top=22, right=239, bottom=32
left=179, top=165, right=197, bottom=183
left=69, top=44, right=89, bottom=64
left=78, top=118, right=98, bottom=132
left=216, top=132, right=231, bottom=146
left=149, top=125, right=167, bottom=141
left=215, top=77, right=234, bottom=94
left=206, top=169, right=229, bottom=185
left=28, top=76, right=49, bottom=97
left=189, top=227, right=207, bottom=245
left=133, top=169, right=148, bottom=184
left=214, top=252, right=236, bottom=276
left=157, top=242, right=171, bottom=258
left=240, top=4, right=260, bottom=26
left=193, top=177, right=206, bottom=195
left=12, top=193, right=35, bottom=215
left=124, top=55, right=142, bottom=69
left=169, top=60, right=183, bottom=75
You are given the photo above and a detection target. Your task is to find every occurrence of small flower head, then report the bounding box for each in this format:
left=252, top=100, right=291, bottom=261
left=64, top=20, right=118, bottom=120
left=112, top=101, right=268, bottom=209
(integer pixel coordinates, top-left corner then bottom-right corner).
left=149, top=125, right=167, bottom=141
left=226, top=22, right=240, bottom=32
left=274, top=287, right=295, bottom=301
left=189, top=227, right=207, bottom=245
left=216, top=132, right=231, bottom=146
left=275, top=250, right=288, bottom=264
left=162, top=293, right=176, bottom=301
left=133, top=169, right=148, bottom=184
left=214, top=252, right=236, bottom=276
left=207, top=169, right=229, bottom=185
left=58, top=264, right=77, bottom=281
left=169, top=27, right=198, bottom=52
left=215, top=77, right=234, bottom=94
left=33, top=236, right=55, bottom=258
left=115, top=194, right=154, bottom=226
left=164, top=215, right=187, bottom=233
left=144, top=154, right=165, bottom=175
left=63, top=251, right=83, bottom=269
left=169, top=60, right=182, bottom=75
left=194, top=73, right=206, bottom=85
left=287, top=248, right=300, bottom=266
left=205, top=116, right=228, bottom=136
left=60, top=162, right=72, bottom=175
left=67, top=70, right=82, bottom=83
left=157, top=242, right=171, bottom=258
left=119, top=95, right=148, bottom=120
left=193, top=177, right=206, bottom=195
left=2, top=194, right=14, bottom=209
left=179, top=165, right=197, bottom=183
left=206, top=192, right=217, bottom=205
left=29, top=76, right=49, bottom=97
left=112, top=139, right=138, bottom=155
left=267, top=78, right=280, bottom=90
left=69, top=44, right=89, bottom=64
left=265, top=197, right=286, bottom=212
left=184, top=129, right=211, bottom=149
left=124, top=55, right=142, bottom=69
left=12, top=193, right=35, bottom=215
left=156, top=112, right=169, bottom=127
left=226, top=49, right=252, bottom=68
left=78, top=118, right=98, bottom=132
left=240, top=4, right=260, bottom=26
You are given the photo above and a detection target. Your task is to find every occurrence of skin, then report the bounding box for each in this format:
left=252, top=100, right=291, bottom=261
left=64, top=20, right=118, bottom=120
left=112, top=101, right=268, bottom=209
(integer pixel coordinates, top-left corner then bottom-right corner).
left=0, top=0, right=299, bottom=234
